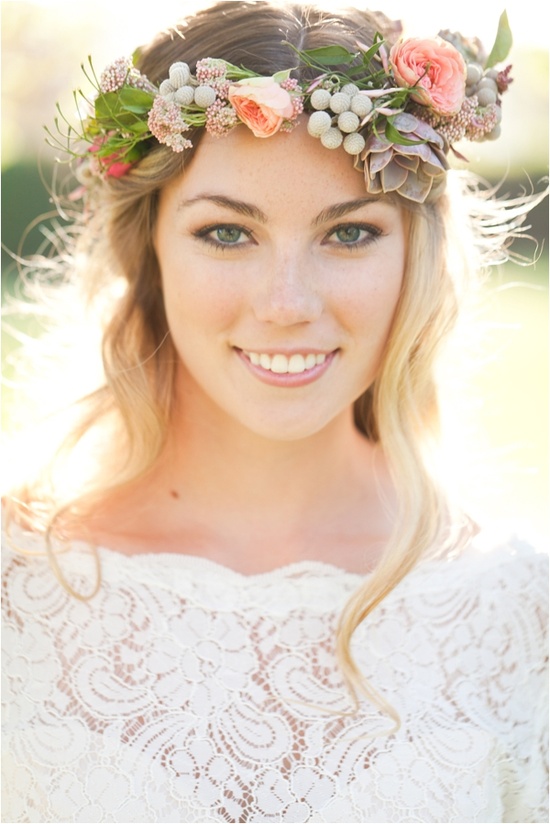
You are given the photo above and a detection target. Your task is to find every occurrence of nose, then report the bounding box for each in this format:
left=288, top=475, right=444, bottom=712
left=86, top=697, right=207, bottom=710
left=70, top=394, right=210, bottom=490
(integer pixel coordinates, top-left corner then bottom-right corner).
left=252, top=249, right=323, bottom=326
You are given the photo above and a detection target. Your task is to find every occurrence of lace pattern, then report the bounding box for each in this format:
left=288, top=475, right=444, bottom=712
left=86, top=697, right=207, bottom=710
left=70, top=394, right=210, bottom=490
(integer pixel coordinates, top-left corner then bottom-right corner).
left=2, top=526, right=548, bottom=823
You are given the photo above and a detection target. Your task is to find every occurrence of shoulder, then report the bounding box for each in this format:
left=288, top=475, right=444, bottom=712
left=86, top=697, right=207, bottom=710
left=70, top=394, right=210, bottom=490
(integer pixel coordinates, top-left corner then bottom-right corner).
left=2, top=515, right=102, bottom=610
left=435, top=536, right=547, bottom=685
left=392, top=533, right=548, bottom=657
left=419, top=532, right=548, bottom=598
left=446, top=531, right=547, bottom=608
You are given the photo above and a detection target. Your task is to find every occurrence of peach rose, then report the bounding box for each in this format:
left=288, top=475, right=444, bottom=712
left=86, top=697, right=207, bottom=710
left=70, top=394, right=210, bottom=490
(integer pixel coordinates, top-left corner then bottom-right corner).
left=228, top=77, right=295, bottom=138
left=390, top=37, right=466, bottom=115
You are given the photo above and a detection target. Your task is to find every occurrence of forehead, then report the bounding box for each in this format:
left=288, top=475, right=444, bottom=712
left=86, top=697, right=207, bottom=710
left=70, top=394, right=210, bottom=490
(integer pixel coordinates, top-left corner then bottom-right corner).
left=163, top=122, right=399, bottom=217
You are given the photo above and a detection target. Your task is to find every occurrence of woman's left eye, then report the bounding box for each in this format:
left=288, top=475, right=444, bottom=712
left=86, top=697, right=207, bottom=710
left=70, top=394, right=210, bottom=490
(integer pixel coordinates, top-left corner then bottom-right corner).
left=324, top=223, right=382, bottom=249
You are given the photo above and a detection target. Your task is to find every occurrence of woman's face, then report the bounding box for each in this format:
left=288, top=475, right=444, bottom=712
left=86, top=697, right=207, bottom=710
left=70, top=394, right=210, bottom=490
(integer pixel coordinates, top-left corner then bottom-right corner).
left=154, top=123, right=407, bottom=441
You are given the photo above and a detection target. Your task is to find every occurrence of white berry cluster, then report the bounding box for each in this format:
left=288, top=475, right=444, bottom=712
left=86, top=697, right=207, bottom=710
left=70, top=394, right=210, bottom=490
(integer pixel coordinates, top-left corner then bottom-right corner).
left=463, top=63, right=504, bottom=140
left=158, top=62, right=217, bottom=109
left=465, top=63, right=499, bottom=107
left=306, top=83, right=373, bottom=155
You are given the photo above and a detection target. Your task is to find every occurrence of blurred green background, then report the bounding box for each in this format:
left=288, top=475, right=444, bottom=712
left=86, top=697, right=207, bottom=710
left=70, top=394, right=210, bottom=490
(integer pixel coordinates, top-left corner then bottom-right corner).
left=2, top=1, right=548, bottom=541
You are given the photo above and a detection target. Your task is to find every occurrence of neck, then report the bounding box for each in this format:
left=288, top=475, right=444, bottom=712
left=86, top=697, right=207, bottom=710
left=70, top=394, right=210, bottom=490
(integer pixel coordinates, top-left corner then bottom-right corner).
left=165, top=403, right=369, bottom=517
left=86, top=392, right=396, bottom=572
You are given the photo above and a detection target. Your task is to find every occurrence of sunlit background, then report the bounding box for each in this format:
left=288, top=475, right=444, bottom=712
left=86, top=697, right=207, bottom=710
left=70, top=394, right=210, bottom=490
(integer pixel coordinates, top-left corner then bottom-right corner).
left=2, top=0, right=548, bottom=542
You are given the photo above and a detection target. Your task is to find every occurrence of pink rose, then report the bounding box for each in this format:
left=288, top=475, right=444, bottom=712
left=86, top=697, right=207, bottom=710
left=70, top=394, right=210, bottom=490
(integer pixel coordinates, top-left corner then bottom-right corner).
left=89, top=135, right=133, bottom=178
left=228, top=77, right=295, bottom=138
left=103, top=159, right=133, bottom=178
left=390, top=37, right=466, bottom=115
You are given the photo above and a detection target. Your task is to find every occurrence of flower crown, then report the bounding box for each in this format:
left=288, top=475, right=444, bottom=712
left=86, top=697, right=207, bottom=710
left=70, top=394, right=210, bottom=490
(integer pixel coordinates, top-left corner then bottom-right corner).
left=51, top=12, right=513, bottom=204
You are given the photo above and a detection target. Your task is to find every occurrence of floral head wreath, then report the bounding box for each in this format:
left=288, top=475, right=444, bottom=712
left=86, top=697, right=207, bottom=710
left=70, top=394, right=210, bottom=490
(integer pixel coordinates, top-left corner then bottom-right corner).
left=51, top=11, right=513, bottom=204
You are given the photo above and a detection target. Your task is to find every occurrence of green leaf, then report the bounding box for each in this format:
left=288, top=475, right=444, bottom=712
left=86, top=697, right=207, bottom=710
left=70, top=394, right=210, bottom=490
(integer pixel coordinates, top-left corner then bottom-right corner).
left=126, top=120, right=151, bottom=135
left=272, top=69, right=292, bottom=84
left=125, top=144, right=148, bottom=162
left=361, top=40, right=385, bottom=68
left=485, top=11, right=513, bottom=68
left=118, top=87, right=155, bottom=111
left=345, top=64, right=385, bottom=82
left=95, top=144, right=123, bottom=159
left=94, top=88, right=154, bottom=123
left=94, top=94, right=141, bottom=129
left=385, top=120, right=425, bottom=146
left=94, top=92, right=122, bottom=120
left=300, top=45, right=358, bottom=66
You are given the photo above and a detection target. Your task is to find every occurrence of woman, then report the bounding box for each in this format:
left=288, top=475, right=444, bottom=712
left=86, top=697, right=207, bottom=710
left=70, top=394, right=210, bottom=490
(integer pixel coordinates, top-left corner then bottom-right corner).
left=2, top=2, right=547, bottom=822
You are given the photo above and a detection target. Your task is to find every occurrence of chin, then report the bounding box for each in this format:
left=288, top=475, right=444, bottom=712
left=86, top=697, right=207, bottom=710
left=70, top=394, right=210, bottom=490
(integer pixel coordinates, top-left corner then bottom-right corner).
left=233, top=406, right=350, bottom=443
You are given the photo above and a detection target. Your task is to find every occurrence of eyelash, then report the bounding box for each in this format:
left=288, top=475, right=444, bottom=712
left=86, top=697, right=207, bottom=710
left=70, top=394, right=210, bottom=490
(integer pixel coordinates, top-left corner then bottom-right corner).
left=192, top=221, right=384, bottom=252
left=323, top=222, right=383, bottom=251
left=193, top=223, right=254, bottom=251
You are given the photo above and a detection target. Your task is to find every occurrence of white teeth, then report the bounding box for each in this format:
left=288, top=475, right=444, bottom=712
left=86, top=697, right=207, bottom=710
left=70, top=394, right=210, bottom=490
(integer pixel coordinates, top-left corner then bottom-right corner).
left=243, top=351, right=329, bottom=374
left=271, top=354, right=288, bottom=374
left=288, top=354, right=306, bottom=374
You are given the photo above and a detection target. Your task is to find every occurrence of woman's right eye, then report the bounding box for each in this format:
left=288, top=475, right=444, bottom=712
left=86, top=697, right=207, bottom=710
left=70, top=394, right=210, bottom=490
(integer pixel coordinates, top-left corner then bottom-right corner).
left=193, top=224, right=253, bottom=249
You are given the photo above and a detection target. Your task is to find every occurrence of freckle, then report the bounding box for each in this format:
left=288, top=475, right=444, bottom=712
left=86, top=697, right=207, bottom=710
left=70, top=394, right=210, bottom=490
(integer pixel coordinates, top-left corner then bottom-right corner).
left=169, top=489, right=180, bottom=500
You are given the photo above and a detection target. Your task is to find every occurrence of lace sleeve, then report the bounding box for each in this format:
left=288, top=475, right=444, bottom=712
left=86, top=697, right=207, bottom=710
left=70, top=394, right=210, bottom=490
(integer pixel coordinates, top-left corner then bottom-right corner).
left=347, top=539, right=549, bottom=824
left=496, top=548, right=548, bottom=823
left=479, top=542, right=548, bottom=823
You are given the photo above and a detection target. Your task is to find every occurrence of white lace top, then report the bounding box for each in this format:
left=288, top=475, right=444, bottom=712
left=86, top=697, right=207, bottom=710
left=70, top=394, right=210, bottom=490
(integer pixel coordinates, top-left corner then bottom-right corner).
left=2, top=526, right=548, bottom=824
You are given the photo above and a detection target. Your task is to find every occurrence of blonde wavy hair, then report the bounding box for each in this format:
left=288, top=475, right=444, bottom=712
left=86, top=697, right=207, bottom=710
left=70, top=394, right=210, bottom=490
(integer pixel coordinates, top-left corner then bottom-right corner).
left=4, top=0, right=542, bottom=726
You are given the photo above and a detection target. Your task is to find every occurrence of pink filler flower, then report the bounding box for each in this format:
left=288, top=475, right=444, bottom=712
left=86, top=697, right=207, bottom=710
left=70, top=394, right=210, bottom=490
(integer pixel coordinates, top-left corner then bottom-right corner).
left=390, top=37, right=466, bottom=115
left=228, top=76, right=295, bottom=137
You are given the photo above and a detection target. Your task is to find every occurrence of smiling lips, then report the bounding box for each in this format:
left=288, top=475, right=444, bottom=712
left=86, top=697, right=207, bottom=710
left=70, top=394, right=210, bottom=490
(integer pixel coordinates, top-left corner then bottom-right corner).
left=237, top=348, right=336, bottom=386
left=244, top=351, right=328, bottom=374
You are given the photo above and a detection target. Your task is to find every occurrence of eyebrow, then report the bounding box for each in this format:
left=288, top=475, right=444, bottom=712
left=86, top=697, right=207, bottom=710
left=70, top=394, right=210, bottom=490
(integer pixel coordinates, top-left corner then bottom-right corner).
left=177, top=195, right=268, bottom=223
left=312, top=196, right=384, bottom=226
left=177, top=193, right=385, bottom=226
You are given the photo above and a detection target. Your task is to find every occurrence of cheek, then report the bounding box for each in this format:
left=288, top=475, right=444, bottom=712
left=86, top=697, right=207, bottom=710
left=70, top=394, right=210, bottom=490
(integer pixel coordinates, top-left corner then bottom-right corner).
left=160, top=260, right=242, bottom=343
left=328, top=253, right=404, bottom=332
